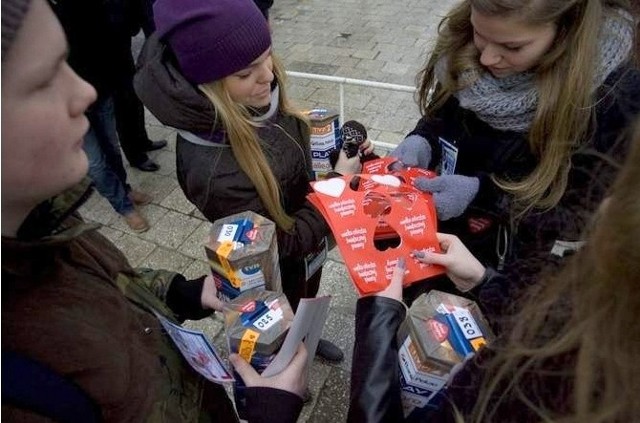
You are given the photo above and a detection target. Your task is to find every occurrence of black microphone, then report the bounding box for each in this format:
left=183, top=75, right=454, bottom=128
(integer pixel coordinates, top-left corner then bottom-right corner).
left=341, top=120, right=368, bottom=158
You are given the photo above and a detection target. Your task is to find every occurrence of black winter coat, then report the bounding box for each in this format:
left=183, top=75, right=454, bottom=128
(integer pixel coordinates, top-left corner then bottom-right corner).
left=409, top=65, right=640, bottom=273
left=51, top=0, right=138, bottom=96
left=2, top=179, right=301, bottom=422
left=134, top=35, right=330, bottom=309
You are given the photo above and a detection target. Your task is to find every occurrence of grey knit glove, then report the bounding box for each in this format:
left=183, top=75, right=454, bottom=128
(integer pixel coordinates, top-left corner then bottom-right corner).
left=414, top=175, right=479, bottom=221
left=390, top=135, right=432, bottom=168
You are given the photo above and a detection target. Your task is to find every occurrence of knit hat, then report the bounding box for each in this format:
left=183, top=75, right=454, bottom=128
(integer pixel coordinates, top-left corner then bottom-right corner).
left=2, top=0, right=31, bottom=61
left=153, top=0, right=271, bottom=84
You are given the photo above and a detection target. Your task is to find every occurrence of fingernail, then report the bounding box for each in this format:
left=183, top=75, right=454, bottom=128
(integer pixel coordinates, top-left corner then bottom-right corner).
left=397, top=257, right=405, bottom=269
left=412, top=250, right=425, bottom=258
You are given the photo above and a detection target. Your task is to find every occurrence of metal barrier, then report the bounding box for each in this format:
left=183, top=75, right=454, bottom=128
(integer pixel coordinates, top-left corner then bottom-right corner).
left=286, top=70, right=417, bottom=152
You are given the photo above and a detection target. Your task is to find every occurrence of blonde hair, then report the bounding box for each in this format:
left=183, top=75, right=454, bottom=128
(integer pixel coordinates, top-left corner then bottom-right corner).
left=198, top=54, right=309, bottom=232
left=416, top=0, right=633, bottom=215
left=468, top=121, right=640, bottom=421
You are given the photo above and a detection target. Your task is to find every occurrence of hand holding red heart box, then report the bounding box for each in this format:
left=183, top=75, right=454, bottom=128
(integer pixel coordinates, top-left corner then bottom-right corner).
left=308, top=162, right=444, bottom=295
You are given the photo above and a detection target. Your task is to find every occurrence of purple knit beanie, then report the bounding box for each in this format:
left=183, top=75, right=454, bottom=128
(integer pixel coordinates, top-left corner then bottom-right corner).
left=154, top=0, right=271, bottom=84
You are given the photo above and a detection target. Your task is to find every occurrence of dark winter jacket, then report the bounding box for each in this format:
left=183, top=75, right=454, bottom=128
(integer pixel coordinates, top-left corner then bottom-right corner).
left=409, top=65, right=640, bottom=273
left=50, top=0, right=138, bottom=96
left=1, top=179, right=302, bottom=422
left=134, top=35, right=330, bottom=309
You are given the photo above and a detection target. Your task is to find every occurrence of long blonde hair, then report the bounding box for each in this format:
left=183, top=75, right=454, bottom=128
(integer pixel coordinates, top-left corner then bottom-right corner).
left=417, top=0, right=633, bottom=215
left=468, top=122, right=640, bottom=422
left=198, top=54, right=309, bottom=232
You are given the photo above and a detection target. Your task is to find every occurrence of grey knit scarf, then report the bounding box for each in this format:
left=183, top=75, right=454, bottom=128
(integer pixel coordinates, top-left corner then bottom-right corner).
left=435, top=9, right=635, bottom=132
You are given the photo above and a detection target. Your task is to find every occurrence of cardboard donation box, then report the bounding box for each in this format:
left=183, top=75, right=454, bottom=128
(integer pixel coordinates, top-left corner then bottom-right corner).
left=308, top=157, right=445, bottom=295
left=398, top=290, right=495, bottom=418
left=205, top=211, right=282, bottom=301
left=304, top=108, right=342, bottom=179
left=224, top=290, right=294, bottom=419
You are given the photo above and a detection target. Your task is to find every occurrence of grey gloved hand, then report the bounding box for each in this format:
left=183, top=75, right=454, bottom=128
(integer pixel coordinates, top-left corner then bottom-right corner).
left=390, top=135, right=432, bottom=168
left=414, top=175, right=479, bottom=221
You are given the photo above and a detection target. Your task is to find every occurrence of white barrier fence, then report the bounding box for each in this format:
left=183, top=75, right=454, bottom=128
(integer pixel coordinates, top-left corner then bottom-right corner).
left=286, top=70, right=417, bottom=153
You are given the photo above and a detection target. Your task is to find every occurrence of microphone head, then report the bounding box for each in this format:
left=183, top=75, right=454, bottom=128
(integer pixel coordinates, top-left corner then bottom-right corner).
left=341, top=120, right=368, bottom=158
left=341, top=120, right=368, bottom=145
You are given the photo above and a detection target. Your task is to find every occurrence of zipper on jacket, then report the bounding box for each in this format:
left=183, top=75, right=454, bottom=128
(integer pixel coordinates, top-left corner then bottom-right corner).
left=496, top=223, right=509, bottom=271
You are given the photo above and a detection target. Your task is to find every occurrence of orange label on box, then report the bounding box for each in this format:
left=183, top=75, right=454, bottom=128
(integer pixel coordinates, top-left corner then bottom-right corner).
left=470, top=337, right=486, bottom=351
left=216, top=241, right=242, bottom=288
left=308, top=157, right=444, bottom=295
left=239, top=329, right=260, bottom=362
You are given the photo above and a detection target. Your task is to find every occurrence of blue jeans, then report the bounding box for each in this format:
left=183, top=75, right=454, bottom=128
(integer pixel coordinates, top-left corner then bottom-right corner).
left=83, top=96, right=134, bottom=216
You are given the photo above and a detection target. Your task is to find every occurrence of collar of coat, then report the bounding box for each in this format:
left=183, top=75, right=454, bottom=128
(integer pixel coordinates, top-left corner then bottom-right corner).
left=4, top=177, right=98, bottom=245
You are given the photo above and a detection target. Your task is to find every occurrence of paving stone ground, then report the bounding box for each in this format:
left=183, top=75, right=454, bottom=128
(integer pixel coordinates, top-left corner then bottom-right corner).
left=84, top=0, right=456, bottom=420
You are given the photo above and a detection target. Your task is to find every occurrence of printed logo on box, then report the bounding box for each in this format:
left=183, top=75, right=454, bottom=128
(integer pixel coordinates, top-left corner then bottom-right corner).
left=399, top=337, right=448, bottom=392
left=311, top=124, right=335, bottom=136
left=311, top=149, right=336, bottom=160
left=312, top=159, right=333, bottom=172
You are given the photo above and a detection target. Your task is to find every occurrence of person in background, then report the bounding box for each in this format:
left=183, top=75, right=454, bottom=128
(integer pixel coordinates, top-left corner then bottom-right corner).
left=111, top=0, right=168, bottom=173
left=51, top=0, right=153, bottom=232
left=135, top=0, right=366, bottom=364
left=391, top=0, right=640, bottom=310
left=1, top=0, right=308, bottom=420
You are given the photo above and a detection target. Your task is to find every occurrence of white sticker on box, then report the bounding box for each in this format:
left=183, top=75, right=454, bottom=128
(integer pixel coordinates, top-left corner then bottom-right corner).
left=218, top=224, right=238, bottom=243
left=452, top=306, right=482, bottom=340
left=436, top=303, right=450, bottom=314
left=253, top=308, right=283, bottom=331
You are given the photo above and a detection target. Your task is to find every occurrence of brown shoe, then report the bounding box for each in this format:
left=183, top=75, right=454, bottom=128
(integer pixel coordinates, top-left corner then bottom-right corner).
left=123, top=210, right=150, bottom=233
left=129, top=190, right=152, bottom=206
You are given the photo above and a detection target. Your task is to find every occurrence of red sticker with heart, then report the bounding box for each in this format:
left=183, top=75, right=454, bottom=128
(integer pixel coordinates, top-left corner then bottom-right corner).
left=427, top=318, right=449, bottom=343
left=240, top=301, right=256, bottom=313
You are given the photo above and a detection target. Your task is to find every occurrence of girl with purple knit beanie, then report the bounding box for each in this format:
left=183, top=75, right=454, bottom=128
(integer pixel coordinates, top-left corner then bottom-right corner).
left=135, top=0, right=364, bottom=370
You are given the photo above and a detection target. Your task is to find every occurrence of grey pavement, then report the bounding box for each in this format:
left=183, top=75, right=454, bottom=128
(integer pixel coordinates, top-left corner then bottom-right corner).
left=83, top=0, right=455, bottom=420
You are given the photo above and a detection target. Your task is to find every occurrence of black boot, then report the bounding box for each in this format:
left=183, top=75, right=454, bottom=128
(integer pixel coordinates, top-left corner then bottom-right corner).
left=315, top=339, right=344, bottom=363
left=145, top=139, right=168, bottom=151
left=132, top=158, right=160, bottom=172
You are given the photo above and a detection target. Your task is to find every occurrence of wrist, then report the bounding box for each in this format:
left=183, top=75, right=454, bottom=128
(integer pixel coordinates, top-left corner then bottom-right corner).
left=466, top=266, right=494, bottom=290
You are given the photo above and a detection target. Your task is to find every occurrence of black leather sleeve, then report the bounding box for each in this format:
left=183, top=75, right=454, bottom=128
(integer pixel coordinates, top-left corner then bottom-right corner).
left=348, top=296, right=407, bottom=423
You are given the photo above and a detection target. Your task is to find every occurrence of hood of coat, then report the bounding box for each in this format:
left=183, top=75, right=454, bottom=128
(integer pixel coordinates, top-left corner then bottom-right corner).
left=134, top=33, right=279, bottom=141
left=134, top=33, right=222, bottom=138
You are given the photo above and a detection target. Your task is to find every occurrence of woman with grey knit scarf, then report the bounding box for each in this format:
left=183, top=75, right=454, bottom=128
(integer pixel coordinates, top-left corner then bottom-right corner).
left=391, top=0, right=639, bottom=312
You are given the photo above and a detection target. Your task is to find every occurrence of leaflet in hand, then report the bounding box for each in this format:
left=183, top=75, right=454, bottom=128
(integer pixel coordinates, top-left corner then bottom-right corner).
left=154, top=311, right=234, bottom=383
